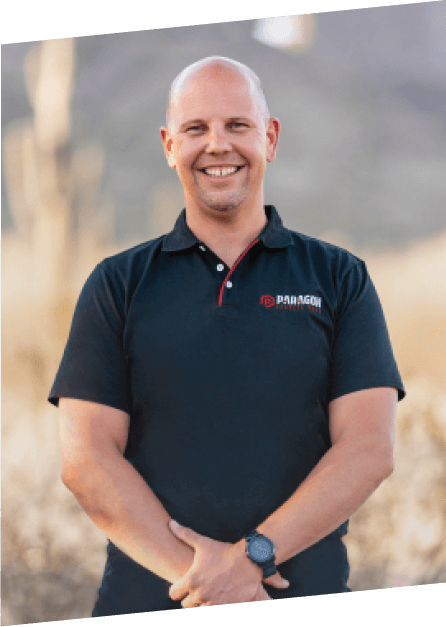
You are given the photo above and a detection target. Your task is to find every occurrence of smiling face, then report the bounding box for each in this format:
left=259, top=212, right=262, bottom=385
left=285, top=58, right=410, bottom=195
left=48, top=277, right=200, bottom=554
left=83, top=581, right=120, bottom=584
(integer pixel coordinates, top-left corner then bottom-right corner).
left=160, top=62, right=279, bottom=219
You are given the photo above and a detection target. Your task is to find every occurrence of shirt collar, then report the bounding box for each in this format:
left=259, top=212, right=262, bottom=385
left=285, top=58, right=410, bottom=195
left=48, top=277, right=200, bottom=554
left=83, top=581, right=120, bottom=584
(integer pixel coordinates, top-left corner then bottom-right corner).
left=162, top=205, right=293, bottom=252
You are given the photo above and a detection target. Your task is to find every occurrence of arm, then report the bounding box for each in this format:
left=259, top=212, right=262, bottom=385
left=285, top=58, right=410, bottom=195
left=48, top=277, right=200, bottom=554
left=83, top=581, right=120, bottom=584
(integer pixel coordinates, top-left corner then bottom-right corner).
left=169, top=387, right=397, bottom=604
left=59, top=397, right=195, bottom=584
left=254, top=386, right=397, bottom=563
left=59, top=397, right=281, bottom=601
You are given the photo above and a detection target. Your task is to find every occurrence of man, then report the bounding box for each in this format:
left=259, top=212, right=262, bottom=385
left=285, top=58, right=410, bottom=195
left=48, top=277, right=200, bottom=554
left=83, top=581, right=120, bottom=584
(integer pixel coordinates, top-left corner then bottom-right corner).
left=49, top=56, right=405, bottom=615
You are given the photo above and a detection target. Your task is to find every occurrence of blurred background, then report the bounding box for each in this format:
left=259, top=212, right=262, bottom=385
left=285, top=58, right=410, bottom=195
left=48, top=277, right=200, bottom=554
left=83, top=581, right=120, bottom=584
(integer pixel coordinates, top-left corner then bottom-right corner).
left=2, top=2, right=446, bottom=623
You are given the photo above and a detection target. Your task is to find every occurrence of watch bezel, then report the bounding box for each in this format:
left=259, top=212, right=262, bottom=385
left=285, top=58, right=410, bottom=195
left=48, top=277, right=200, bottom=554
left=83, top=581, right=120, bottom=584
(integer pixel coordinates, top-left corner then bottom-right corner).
left=246, top=534, right=275, bottom=563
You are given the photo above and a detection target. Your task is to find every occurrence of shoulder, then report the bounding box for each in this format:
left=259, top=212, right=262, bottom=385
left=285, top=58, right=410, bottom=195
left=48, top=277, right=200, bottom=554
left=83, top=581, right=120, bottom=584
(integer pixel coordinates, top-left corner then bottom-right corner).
left=286, top=229, right=366, bottom=280
left=92, top=235, right=167, bottom=292
left=99, top=235, right=166, bottom=279
left=78, top=235, right=166, bottom=316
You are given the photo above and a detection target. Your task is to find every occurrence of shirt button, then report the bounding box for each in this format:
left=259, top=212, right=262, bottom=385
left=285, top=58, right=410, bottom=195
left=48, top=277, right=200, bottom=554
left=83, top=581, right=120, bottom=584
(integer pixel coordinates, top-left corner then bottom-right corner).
left=226, top=280, right=233, bottom=288
left=217, top=263, right=224, bottom=271
left=199, top=245, right=206, bottom=252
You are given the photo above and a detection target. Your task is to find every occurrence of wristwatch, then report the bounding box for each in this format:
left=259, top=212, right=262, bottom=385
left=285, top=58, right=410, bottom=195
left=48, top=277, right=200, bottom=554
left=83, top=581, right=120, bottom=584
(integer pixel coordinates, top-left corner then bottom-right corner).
left=244, top=530, right=277, bottom=578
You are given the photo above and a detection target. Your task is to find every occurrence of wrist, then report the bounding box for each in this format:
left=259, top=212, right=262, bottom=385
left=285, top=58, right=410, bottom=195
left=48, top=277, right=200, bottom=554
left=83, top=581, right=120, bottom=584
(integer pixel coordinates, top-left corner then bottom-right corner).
left=244, top=530, right=277, bottom=578
left=231, top=538, right=263, bottom=582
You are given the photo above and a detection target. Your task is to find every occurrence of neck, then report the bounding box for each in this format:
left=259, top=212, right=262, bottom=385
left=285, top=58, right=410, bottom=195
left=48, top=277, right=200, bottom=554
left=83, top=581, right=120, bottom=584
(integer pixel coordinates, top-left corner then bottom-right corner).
left=185, top=201, right=267, bottom=268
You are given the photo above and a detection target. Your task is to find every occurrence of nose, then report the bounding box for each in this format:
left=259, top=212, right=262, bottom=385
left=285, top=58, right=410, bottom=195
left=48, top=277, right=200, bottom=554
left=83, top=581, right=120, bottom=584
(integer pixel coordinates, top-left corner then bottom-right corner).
left=206, top=123, right=231, bottom=153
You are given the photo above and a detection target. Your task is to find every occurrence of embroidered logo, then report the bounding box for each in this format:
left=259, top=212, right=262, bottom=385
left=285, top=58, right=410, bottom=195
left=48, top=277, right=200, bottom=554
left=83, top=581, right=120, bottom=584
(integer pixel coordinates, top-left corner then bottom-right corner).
left=260, top=294, right=322, bottom=313
left=260, top=294, right=276, bottom=308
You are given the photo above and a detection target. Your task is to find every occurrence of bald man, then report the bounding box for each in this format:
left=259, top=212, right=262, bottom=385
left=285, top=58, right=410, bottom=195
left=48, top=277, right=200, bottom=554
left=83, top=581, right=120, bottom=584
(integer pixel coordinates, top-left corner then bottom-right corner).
left=161, top=56, right=275, bottom=266
left=50, top=56, right=405, bottom=616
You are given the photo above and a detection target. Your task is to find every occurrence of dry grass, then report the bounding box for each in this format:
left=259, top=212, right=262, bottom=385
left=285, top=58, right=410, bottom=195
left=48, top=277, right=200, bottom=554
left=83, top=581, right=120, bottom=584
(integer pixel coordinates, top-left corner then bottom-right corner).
left=344, top=232, right=446, bottom=590
left=2, top=228, right=446, bottom=624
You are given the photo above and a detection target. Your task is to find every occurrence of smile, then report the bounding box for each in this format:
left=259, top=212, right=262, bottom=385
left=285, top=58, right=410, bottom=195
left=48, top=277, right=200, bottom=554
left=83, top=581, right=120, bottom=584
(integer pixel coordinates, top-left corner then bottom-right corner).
left=200, top=166, right=244, bottom=177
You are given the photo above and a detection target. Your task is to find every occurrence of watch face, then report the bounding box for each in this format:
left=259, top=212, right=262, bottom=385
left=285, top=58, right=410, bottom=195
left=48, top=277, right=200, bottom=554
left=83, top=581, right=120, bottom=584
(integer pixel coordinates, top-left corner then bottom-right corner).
left=249, top=537, right=274, bottom=563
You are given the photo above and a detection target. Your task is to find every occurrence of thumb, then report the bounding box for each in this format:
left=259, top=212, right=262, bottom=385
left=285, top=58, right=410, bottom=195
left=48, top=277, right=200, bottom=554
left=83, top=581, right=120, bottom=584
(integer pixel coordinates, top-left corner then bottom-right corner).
left=169, top=519, right=203, bottom=548
left=263, top=571, right=290, bottom=589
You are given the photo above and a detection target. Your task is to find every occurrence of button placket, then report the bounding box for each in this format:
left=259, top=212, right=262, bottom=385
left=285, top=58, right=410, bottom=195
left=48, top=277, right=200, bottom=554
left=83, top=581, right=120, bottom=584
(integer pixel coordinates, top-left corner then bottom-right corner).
left=217, top=238, right=260, bottom=307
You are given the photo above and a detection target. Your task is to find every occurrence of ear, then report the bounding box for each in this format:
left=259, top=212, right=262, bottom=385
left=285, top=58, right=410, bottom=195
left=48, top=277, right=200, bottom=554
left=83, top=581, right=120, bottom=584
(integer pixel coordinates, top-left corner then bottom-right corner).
left=265, top=118, right=280, bottom=163
left=160, top=127, right=177, bottom=169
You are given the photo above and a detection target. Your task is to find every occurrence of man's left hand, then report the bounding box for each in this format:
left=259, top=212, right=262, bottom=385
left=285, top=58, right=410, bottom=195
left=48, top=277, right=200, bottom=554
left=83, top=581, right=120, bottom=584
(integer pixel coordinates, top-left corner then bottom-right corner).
left=168, top=520, right=289, bottom=607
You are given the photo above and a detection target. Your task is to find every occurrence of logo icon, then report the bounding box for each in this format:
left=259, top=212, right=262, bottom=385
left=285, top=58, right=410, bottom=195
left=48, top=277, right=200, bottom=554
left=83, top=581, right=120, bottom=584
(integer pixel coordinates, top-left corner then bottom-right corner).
left=260, top=295, right=276, bottom=308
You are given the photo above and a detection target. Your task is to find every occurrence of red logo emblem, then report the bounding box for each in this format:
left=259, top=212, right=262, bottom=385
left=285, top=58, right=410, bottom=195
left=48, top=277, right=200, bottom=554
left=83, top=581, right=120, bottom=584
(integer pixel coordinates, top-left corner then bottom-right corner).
left=260, top=295, right=276, bottom=308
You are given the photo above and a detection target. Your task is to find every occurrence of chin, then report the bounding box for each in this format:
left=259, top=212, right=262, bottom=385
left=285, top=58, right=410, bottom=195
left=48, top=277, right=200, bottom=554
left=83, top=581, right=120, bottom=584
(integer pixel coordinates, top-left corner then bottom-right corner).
left=201, top=192, right=248, bottom=213
left=207, top=204, right=237, bottom=212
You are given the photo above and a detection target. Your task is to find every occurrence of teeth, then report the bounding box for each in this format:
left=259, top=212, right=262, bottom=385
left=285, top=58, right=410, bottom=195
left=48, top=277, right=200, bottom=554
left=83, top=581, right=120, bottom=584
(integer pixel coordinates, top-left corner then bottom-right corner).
left=204, top=166, right=238, bottom=177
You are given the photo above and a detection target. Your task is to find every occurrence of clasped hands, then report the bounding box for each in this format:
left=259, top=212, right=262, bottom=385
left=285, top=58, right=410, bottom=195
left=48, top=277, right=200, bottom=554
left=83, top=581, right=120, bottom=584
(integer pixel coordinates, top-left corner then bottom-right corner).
left=168, top=519, right=289, bottom=608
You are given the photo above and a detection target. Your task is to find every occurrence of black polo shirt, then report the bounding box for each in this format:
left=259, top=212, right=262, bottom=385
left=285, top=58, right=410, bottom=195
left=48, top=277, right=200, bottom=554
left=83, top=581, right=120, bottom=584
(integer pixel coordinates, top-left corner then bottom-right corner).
left=49, top=205, right=405, bottom=615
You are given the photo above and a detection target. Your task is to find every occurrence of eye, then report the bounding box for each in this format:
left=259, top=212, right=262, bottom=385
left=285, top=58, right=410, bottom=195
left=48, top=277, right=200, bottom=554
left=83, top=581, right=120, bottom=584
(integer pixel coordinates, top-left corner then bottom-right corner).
left=229, top=121, right=247, bottom=129
left=187, top=125, right=205, bottom=133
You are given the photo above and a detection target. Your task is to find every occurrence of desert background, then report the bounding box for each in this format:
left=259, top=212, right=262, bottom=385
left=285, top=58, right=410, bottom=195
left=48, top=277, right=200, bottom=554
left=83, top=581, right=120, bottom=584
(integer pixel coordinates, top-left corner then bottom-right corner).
left=2, top=4, right=446, bottom=624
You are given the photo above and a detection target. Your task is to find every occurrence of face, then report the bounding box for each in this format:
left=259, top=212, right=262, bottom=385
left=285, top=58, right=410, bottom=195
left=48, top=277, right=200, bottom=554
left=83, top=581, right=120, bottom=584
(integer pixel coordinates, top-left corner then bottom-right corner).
left=160, top=65, right=279, bottom=217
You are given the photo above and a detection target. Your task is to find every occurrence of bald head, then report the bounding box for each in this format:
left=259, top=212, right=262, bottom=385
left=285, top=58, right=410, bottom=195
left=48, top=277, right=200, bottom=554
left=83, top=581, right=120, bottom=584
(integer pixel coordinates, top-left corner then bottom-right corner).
left=166, top=56, right=270, bottom=130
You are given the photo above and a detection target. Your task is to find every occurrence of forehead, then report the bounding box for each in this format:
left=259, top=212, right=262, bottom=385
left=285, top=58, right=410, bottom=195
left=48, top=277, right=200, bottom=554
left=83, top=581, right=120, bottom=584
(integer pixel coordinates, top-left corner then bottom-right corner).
left=171, top=65, right=262, bottom=126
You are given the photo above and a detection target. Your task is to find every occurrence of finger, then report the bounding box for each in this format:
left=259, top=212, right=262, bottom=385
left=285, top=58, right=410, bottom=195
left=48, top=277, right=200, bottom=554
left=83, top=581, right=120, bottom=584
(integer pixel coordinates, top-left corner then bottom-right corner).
left=263, top=571, right=290, bottom=589
left=252, top=585, right=271, bottom=601
left=169, top=520, right=207, bottom=549
left=169, top=575, right=192, bottom=601
left=181, top=596, right=213, bottom=609
left=253, top=584, right=269, bottom=601
left=181, top=595, right=196, bottom=609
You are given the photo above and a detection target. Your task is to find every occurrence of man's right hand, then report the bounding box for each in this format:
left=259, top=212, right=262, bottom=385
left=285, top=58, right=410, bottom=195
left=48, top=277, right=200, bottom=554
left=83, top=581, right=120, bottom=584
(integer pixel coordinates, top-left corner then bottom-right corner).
left=251, top=585, right=272, bottom=602
left=168, top=521, right=288, bottom=607
left=197, top=584, right=273, bottom=607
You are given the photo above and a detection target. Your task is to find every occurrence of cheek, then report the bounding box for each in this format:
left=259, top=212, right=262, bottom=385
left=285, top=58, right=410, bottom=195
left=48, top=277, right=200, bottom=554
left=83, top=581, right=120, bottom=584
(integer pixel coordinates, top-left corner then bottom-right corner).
left=171, top=138, right=187, bottom=161
left=244, top=139, right=267, bottom=163
left=177, top=147, right=198, bottom=174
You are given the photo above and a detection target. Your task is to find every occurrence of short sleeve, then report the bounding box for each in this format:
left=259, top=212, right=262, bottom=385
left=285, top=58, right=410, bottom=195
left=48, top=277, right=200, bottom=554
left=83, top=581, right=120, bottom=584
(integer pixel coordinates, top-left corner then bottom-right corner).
left=327, top=259, right=405, bottom=403
left=48, top=262, right=131, bottom=413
